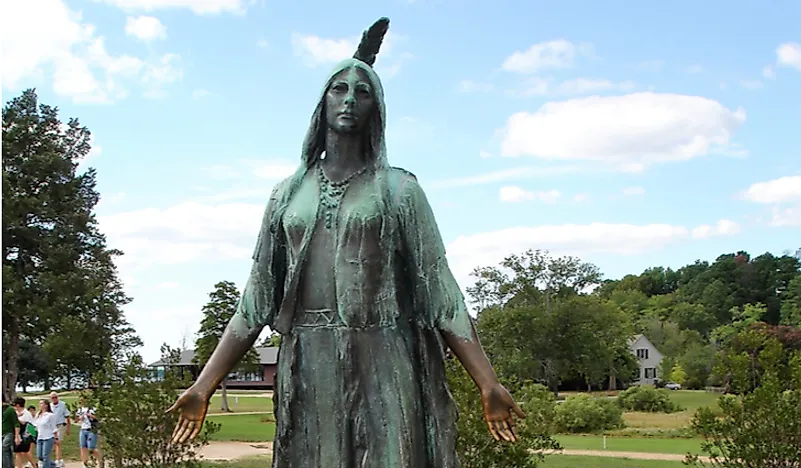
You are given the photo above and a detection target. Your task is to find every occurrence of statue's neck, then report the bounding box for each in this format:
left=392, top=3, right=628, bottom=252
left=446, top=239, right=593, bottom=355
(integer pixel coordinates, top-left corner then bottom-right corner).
left=322, top=129, right=366, bottom=181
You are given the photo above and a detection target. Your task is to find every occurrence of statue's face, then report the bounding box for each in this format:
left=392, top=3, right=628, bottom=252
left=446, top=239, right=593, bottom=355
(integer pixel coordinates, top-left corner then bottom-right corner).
left=325, top=66, right=375, bottom=135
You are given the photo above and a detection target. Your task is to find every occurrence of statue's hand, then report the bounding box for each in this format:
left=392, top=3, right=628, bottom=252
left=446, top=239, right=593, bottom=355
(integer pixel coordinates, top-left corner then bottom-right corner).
left=480, top=383, right=525, bottom=442
left=166, top=384, right=211, bottom=444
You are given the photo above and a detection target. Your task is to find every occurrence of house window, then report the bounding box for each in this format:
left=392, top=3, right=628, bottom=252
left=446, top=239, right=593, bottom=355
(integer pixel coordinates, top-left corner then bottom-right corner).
left=636, top=348, right=649, bottom=360
left=644, top=368, right=657, bottom=379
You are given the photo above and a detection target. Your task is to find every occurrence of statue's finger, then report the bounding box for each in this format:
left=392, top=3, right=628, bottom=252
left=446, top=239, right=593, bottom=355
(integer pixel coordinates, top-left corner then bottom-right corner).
left=511, top=402, right=526, bottom=419
left=507, top=418, right=520, bottom=440
left=188, top=420, right=203, bottom=441
left=487, top=421, right=501, bottom=441
left=178, top=421, right=196, bottom=444
left=498, top=421, right=514, bottom=442
left=170, top=418, right=184, bottom=442
left=174, top=420, right=193, bottom=444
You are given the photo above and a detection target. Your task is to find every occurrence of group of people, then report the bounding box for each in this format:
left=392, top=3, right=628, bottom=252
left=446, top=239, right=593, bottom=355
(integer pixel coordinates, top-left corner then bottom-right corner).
left=2, top=392, right=100, bottom=468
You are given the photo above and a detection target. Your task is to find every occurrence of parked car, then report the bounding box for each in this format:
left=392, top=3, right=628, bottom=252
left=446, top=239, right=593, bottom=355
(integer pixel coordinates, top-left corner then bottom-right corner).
left=665, top=382, right=682, bottom=390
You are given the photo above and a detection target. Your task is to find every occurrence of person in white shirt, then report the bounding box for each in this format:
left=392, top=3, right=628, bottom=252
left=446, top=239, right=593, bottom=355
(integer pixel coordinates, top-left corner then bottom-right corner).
left=75, top=397, right=100, bottom=468
left=47, top=393, right=69, bottom=468
left=33, top=400, right=58, bottom=468
left=12, top=397, right=36, bottom=468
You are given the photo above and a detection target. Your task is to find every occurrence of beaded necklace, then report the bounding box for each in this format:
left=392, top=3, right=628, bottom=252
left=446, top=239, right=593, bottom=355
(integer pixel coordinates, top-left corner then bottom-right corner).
left=317, top=163, right=368, bottom=229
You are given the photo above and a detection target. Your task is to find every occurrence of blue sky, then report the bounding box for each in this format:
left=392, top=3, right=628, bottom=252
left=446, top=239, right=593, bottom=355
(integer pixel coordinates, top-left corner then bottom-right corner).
left=3, top=0, right=800, bottom=363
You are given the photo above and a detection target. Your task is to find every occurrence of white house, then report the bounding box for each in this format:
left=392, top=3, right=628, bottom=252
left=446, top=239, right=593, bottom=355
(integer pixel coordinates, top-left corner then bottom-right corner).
left=628, top=334, right=664, bottom=386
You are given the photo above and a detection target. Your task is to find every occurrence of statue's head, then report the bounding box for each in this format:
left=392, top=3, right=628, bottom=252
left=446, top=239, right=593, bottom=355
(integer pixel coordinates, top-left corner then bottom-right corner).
left=301, top=18, right=390, bottom=168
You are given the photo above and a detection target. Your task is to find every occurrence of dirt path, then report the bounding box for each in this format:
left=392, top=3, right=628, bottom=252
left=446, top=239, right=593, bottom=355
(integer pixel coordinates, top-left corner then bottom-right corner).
left=554, top=449, right=709, bottom=462
left=65, top=441, right=709, bottom=466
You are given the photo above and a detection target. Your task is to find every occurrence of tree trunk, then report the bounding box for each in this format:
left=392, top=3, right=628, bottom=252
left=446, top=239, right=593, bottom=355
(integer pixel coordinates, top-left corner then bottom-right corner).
left=4, top=316, right=20, bottom=400
left=609, top=374, right=618, bottom=391
left=220, top=380, right=230, bottom=412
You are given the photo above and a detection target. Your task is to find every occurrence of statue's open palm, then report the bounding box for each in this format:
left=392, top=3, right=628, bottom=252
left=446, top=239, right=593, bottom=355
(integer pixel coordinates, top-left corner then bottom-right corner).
left=166, top=386, right=210, bottom=444
left=481, top=383, right=525, bottom=442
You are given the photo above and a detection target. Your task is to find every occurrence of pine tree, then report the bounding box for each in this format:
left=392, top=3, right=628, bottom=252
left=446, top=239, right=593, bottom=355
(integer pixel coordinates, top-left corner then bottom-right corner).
left=194, top=281, right=260, bottom=412
left=2, top=89, right=139, bottom=396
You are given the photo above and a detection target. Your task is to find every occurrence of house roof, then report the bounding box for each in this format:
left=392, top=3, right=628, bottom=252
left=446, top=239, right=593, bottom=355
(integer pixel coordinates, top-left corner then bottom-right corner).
left=149, top=346, right=278, bottom=367
left=627, top=334, right=644, bottom=346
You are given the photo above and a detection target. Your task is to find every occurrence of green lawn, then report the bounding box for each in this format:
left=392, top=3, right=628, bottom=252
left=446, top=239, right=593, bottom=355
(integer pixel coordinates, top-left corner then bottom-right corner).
left=555, top=435, right=703, bottom=455
left=206, top=394, right=273, bottom=415
left=542, top=455, right=685, bottom=468
left=207, top=414, right=276, bottom=442
left=201, top=454, right=686, bottom=468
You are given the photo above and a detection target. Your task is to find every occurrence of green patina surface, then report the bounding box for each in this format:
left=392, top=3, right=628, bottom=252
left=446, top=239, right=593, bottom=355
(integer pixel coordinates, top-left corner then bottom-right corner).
left=225, top=44, right=474, bottom=467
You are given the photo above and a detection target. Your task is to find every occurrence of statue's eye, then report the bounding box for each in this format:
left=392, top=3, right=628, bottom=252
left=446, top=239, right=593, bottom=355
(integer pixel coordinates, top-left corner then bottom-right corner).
left=332, top=83, right=348, bottom=93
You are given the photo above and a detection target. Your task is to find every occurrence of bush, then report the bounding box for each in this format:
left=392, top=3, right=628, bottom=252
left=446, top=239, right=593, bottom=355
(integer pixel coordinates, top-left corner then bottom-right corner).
left=617, top=385, right=682, bottom=413
left=686, top=376, right=801, bottom=467
left=92, top=354, right=220, bottom=468
left=446, top=360, right=561, bottom=468
left=554, top=394, right=624, bottom=433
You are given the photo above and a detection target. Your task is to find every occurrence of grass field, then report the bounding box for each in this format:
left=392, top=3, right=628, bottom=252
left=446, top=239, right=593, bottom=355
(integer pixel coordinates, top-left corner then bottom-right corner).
left=201, top=454, right=686, bottom=468
left=555, top=435, right=703, bottom=455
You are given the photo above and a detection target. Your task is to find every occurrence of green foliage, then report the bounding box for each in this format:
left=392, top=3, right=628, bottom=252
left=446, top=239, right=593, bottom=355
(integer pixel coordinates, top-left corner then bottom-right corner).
left=446, top=359, right=561, bottom=468
left=618, top=386, right=682, bottom=413
left=668, top=364, right=687, bottom=385
left=194, top=281, right=260, bottom=411
left=553, top=394, right=624, bottom=433
left=2, top=89, right=138, bottom=396
left=685, top=376, right=801, bottom=467
left=92, top=353, right=220, bottom=468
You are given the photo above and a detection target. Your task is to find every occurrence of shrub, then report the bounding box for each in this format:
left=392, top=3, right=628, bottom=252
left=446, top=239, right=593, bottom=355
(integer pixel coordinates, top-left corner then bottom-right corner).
left=554, top=394, right=624, bottom=433
left=686, top=376, right=801, bottom=467
left=92, top=354, right=220, bottom=468
left=617, top=385, right=682, bottom=413
left=446, top=360, right=561, bottom=468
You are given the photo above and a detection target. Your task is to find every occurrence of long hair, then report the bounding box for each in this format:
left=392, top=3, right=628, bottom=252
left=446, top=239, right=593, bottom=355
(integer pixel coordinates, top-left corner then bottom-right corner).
left=38, top=399, right=52, bottom=414
left=269, top=60, right=393, bottom=235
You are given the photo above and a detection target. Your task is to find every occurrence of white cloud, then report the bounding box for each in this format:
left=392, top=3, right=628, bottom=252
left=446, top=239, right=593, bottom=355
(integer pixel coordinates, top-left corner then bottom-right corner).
left=741, top=176, right=801, bottom=228
left=777, top=42, right=801, bottom=71
left=93, top=0, right=245, bottom=15
left=691, top=219, right=741, bottom=239
left=192, top=88, right=210, bottom=99
left=430, top=165, right=583, bottom=189
left=479, top=150, right=493, bottom=159
left=739, top=79, right=763, bottom=90
left=573, top=193, right=589, bottom=203
left=458, top=80, right=494, bottom=93
left=685, top=65, right=705, bottom=74
left=622, top=186, right=645, bottom=196
left=502, top=39, right=595, bottom=74
left=141, top=53, right=183, bottom=98
left=770, top=205, right=801, bottom=227
left=99, top=202, right=264, bottom=271
left=444, top=220, right=733, bottom=289
left=1, top=0, right=182, bottom=103
left=124, top=15, right=166, bottom=41
left=742, top=176, right=801, bottom=204
left=499, top=186, right=561, bottom=203
left=638, top=60, right=665, bottom=72
left=762, top=66, right=776, bottom=79
left=256, top=39, right=269, bottom=49
left=500, top=92, right=747, bottom=171
left=513, top=77, right=636, bottom=97
left=290, top=31, right=407, bottom=76
left=251, top=162, right=297, bottom=180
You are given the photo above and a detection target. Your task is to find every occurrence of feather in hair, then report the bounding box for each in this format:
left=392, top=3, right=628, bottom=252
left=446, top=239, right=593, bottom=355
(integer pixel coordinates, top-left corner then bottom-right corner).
left=353, top=17, right=390, bottom=67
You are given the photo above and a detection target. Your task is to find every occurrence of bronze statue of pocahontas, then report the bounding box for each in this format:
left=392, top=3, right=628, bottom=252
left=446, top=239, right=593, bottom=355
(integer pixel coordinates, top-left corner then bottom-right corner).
left=168, top=17, right=524, bottom=467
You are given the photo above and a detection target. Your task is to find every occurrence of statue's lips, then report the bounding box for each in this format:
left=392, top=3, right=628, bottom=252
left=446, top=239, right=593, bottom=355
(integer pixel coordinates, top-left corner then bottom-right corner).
left=338, top=112, right=356, bottom=120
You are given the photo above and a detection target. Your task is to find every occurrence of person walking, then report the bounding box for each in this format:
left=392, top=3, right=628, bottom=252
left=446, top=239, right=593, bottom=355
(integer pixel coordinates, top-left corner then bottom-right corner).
left=32, top=401, right=57, bottom=468
left=74, top=398, right=99, bottom=468
left=2, top=395, right=22, bottom=468
left=12, top=398, right=36, bottom=468
left=46, top=395, right=68, bottom=468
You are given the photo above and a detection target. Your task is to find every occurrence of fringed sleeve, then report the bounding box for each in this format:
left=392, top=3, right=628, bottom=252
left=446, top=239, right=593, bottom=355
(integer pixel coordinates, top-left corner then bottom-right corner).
left=396, top=174, right=474, bottom=341
left=231, top=184, right=286, bottom=337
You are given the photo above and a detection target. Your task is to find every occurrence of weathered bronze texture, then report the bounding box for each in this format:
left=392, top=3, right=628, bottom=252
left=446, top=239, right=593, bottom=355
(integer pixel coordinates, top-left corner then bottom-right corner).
left=168, top=17, right=524, bottom=467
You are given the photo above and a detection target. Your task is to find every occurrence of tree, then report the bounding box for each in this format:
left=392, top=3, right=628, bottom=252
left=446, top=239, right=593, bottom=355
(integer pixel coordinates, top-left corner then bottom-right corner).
left=92, top=351, right=220, bottom=468
left=780, top=275, right=801, bottom=327
left=193, top=281, right=260, bottom=412
left=3, top=89, right=138, bottom=397
left=446, top=359, right=560, bottom=468
left=260, top=331, right=281, bottom=347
